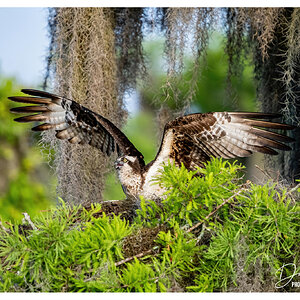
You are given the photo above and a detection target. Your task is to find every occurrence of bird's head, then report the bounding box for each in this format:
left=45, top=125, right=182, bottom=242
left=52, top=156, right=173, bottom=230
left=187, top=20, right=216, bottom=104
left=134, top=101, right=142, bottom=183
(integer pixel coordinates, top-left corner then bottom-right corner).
left=114, top=155, right=143, bottom=198
left=114, top=155, right=141, bottom=173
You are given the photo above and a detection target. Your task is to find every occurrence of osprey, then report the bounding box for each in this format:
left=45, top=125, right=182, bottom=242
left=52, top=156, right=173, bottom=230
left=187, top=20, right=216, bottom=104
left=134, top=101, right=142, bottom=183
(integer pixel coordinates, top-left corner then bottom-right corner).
left=9, top=89, right=294, bottom=201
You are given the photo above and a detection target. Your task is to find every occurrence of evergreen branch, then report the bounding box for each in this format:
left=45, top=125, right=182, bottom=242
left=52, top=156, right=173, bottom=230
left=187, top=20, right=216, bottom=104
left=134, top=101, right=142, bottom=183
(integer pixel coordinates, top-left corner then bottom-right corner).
left=187, top=188, right=248, bottom=233
left=1, top=158, right=298, bottom=292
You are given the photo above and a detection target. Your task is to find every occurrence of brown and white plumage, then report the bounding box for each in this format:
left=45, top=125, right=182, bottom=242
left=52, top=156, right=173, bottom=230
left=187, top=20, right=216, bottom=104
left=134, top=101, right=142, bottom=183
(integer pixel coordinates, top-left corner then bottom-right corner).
left=9, top=89, right=295, bottom=201
left=9, top=89, right=144, bottom=162
left=156, top=111, right=294, bottom=170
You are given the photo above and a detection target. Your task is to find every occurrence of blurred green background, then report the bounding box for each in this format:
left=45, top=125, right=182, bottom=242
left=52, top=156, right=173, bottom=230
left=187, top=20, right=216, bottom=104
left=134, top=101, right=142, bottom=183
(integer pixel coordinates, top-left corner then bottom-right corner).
left=0, top=35, right=256, bottom=222
left=0, top=78, right=53, bottom=221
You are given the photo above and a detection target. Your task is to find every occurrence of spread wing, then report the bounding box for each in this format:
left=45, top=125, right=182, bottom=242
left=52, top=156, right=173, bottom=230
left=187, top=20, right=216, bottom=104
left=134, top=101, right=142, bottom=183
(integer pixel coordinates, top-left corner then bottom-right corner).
left=9, top=89, right=144, bottom=165
left=154, top=112, right=295, bottom=170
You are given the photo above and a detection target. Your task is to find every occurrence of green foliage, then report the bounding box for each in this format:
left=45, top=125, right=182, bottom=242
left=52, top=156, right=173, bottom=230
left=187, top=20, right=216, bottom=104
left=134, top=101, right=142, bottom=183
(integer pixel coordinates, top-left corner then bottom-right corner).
left=0, top=170, right=49, bottom=222
left=0, top=78, right=29, bottom=141
left=118, top=259, right=159, bottom=292
left=142, top=34, right=256, bottom=112
left=156, top=159, right=245, bottom=227
left=0, top=77, right=52, bottom=221
left=0, top=158, right=299, bottom=292
left=0, top=201, right=130, bottom=292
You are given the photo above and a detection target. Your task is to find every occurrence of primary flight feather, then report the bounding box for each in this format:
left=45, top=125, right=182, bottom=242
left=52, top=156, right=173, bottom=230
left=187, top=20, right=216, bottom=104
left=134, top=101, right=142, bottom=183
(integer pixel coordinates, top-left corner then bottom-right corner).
left=9, top=89, right=295, bottom=201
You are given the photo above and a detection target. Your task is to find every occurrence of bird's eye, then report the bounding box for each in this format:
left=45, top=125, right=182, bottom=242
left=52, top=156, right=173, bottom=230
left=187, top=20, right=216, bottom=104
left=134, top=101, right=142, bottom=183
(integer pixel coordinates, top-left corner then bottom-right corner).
left=123, top=158, right=128, bottom=163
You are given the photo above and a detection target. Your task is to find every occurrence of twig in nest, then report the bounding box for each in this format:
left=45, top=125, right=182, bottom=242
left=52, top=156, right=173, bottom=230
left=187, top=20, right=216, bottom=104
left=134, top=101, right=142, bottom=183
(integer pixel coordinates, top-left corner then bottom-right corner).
left=115, top=248, right=156, bottom=267
left=287, top=182, right=300, bottom=195
left=22, top=212, right=38, bottom=230
left=255, top=164, right=273, bottom=180
left=187, top=188, right=247, bottom=233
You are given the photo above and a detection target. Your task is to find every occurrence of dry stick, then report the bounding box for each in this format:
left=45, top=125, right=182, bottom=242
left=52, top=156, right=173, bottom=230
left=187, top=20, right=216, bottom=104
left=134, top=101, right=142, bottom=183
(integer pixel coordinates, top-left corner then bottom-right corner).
left=287, top=182, right=300, bottom=195
left=115, top=189, right=247, bottom=267
left=255, top=164, right=300, bottom=196
left=255, top=164, right=273, bottom=180
left=115, top=248, right=153, bottom=267
left=22, top=212, right=38, bottom=230
left=187, top=188, right=247, bottom=233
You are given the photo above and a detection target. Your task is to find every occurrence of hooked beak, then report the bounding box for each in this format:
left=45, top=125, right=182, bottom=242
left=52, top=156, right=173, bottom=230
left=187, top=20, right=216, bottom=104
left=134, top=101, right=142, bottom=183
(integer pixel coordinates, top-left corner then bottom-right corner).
left=114, top=160, right=123, bottom=170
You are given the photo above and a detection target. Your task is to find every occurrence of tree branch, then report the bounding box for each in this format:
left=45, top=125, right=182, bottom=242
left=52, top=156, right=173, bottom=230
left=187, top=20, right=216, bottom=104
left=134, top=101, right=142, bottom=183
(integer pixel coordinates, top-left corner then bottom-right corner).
left=287, top=182, right=300, bottom=195
left=187, top=188, right=247, bottom=233
left=115, top=248, right=154, bottom=267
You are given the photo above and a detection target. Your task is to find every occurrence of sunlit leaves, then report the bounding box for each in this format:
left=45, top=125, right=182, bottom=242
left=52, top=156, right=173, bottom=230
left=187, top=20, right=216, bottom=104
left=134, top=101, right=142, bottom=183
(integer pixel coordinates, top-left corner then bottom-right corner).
left=0, top=158, right=299, bottom=292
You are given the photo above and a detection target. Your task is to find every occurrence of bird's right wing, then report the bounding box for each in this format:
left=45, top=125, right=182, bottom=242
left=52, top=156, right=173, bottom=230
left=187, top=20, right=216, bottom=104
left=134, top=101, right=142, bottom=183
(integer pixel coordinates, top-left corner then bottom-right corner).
left=9, top=89, right=144, bottom=163
left=153, top=111, right=295, bottom=170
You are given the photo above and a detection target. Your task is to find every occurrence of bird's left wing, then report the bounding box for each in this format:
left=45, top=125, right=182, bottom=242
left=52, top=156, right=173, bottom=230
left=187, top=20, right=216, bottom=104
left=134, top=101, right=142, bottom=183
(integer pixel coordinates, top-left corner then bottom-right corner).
left=9, top=89, right=144, bottom=163
left=153, top=112, right=295, bottom=170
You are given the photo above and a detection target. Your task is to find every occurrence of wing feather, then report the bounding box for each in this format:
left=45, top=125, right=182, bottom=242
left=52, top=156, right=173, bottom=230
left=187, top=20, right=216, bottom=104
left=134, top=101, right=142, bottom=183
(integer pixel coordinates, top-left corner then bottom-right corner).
left=9, top=89, right=144, bottom=164
left=213, top=139, right=252, bottom=158
left=152, top=111, right=294, bottom=171
left=198, top=140, right=221, bottom=158
left=205, top=141, right=233, bottom=159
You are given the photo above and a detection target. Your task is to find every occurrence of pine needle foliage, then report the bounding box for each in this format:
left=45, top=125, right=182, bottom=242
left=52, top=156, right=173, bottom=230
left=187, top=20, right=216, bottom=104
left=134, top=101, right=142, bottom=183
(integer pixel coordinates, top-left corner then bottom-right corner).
left=1, top=158, right=299, bottom=292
